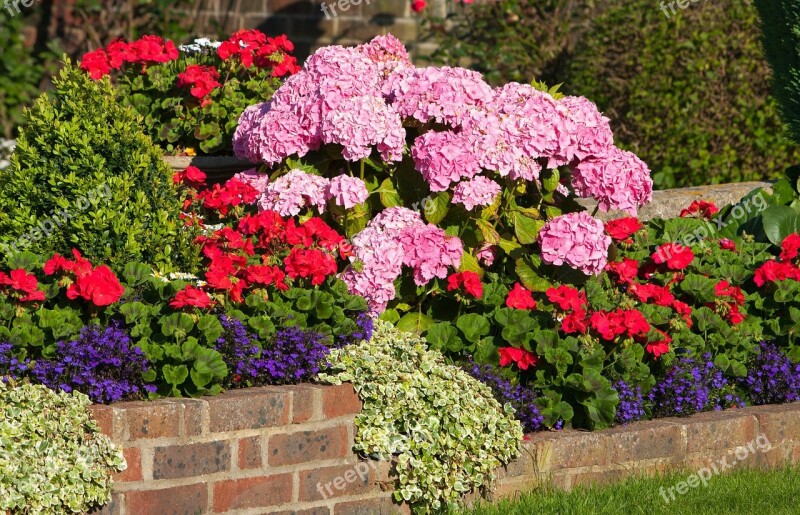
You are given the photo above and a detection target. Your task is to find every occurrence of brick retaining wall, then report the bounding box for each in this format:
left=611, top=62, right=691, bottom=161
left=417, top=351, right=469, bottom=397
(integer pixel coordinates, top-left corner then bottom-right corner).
left=87, top=384, right=800, bottom=514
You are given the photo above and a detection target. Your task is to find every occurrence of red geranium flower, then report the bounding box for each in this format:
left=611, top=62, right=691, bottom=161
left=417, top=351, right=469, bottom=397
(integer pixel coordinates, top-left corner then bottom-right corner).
left=561, top=308, right=589, bottom=334
left=447, top=271, right=483, bottom=299
left=604, top=217, right=643, bottom=242
left=589, top=310, right=627, bottom=341
left=498, top=346, right=538, bottom=371
left=605, top=258, right=639, bottom=285
left=506, top=282, right=536, bottom=310
left=80, top=49, right=111, bottom=79
left=672, top=300, right=693, bottom=326
left=621, top=309, right=650, bottom=338
left=754, top=260, right=800, bottom=287
left=66, top=265, right=124, bottom=306
left=411, top=0, right=428, bottom=13
left=719, top=239, right=737, bottom=251
left=629, top=283, right=675, bottom=307
left=652, top=243, right=694, bottom=270
left=546, top=285, right=586, bottom=311
left=780, top=233, right=800, bottom=262
left=284, top=248, right=338, bottom=286
left=173, top=165, right=207, bottom=189
left=680, top=200, right=719, bottom=219
left=170, top=285, right=214, bottom=310
left=645, top=330, right=672, bottom=358
left=177, top=65, right=221, bottom=105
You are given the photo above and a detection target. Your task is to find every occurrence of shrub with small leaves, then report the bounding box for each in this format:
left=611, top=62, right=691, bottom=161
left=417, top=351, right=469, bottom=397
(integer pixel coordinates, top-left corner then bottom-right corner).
left=0, top=381, right=125, bottom=514
left=318, top=321, right=522, bottom=512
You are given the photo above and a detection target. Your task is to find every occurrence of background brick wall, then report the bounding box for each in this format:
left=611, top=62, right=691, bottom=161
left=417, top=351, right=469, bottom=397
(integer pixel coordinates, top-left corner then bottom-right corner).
left=182, top=0, right=448, bottom=60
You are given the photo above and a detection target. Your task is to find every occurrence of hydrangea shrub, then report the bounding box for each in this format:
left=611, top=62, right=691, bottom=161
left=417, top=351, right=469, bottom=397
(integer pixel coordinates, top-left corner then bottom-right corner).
left=0, top=382, right=125, bottom=514
left=319, top=321, right=523, bottom=512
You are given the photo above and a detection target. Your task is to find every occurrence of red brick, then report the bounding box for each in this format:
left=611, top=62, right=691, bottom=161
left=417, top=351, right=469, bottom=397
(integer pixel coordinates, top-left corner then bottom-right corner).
left=750, top=403, right=800, bottom=446
left=298, top=464, right=375, bottom=501
left=152, top=441, right=231, bottom=480
left=238, top=436, right=263, bottom=470
left=125, top=483, right=207, bottom=515
left=605, top=420, right=684, bottom=462
left=289, top=384, right=322, bottom=423
left=268, top=425, right=351, bottom=467
left=175, top=398, right=207, bottom=437
left=569, top=466, right=630, bottom=488
left=123, top=401, right=182, bottom=440
left=88, top=405, right=113, bottom=437
left=212, top=475, right=293, bottom=511
left=206, top=387, right=290, bottom=432
left=681, top=411, right=757, bottom=454
left=271, top=509, right=330, bottom=515
left=114, top=447, right=142, bottom=483
left=334, top=494, right=409, bottom=515
left=529, top=430, right=610, bottom=470
left=322, top=384, right=362, bottom=418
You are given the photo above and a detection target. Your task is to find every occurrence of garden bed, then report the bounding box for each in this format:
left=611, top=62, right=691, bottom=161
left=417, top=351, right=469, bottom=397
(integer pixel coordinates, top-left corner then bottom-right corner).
left=87, top=384, right=800, bottom=515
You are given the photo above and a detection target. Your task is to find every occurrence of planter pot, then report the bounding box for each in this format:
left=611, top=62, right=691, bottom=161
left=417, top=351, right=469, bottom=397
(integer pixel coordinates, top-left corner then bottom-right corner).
left=162, top=155, right=255, bottom=184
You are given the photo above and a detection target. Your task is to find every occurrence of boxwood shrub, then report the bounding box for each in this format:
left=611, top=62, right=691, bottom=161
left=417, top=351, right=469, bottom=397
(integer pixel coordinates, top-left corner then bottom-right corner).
left=565, top=1, right=800, bottom=188
left=0, top=60, right=201, bottom=274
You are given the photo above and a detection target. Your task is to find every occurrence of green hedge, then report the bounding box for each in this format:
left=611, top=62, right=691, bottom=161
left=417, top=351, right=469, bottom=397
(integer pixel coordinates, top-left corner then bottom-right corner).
left=0, top=60, right=201, bottom=274
left=565, top=1, right=799, bottom=188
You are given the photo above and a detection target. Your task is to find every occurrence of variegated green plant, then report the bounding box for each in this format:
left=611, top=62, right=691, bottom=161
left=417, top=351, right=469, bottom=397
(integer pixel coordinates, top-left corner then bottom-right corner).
left=318, top=321, right=523, bottom=512
left=0, top=381, right=126, bottom=514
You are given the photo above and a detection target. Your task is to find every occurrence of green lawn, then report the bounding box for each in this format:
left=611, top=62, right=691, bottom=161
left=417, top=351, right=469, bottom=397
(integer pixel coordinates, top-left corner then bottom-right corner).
left=459, top=467, right=800, bottom=514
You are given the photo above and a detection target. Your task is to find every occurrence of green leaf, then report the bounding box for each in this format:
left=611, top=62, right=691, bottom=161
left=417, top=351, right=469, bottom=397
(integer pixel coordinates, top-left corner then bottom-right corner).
left=160, top=313, right=195, bottom=339
left=426, top=323, right=463, bottom=352
left=396, top=312, right=435, bottom=335
left=163, top=364, right=189, bottom=386
left=378, top=178, right=402, bottom=208
left=456, top=314, right=491, bottom=343
left=515, top=257, right=552, bottom=292
left=762, top=205, right=800, bottom=246
left=513, top=211, right=545, bottom=245
left=425, top=191, right=451, bottom=225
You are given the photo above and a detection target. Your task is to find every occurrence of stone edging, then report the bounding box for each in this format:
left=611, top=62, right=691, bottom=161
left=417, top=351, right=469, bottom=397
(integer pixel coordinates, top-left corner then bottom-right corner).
left=87, top=384, right=800, bottom=514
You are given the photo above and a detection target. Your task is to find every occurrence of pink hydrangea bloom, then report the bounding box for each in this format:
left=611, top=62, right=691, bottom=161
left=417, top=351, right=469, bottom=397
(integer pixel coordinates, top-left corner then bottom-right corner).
left=258, top=169, right=330, bottom=216
left=571, top=147, right=653, bottom=216
left=412, top=131, right=481, bottom=192
left=399, top=224, right=463, bottom=285
left=357, top=34, right=411, bottom=80
left=462, top=109, right=539, bottom=181
left=326, top=175, right=369, bottom=209
left=554, top=95, right=614, bottom=165
left=538, top=212, right=611, bottom=276
left=452, top=176, right=501, bottom=211
left=233, top=168, right=269, bottom=194
left=322, top=95, right=406, bottom=162
left=368, top=207, right=424, bottom=233
left=233, top=103, right=271, bottom=162
left=476, top=243, right=497, bottom=266
left=384, top=66, right=494, bottom=128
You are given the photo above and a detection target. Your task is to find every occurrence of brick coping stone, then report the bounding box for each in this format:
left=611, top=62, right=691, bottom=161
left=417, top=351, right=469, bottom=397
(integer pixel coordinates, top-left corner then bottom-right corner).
left=86, top=384, right=800, bottom=514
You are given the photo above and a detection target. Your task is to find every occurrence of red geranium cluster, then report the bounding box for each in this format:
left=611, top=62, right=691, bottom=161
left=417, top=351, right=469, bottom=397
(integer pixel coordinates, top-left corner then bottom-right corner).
left=80, top=35, right=179, bottom=79
left=605, top=216, right=643, bottom=244
left=177, top=65, right=222, bottom=106
left=447, top=271, right=483, bottom=299
left=754, top=232, right=800, bottom=287
left=498, top=346, right=538, bottom=370
left=217, top=30, right=300, bottom=76
left=652, top=242, right=695, bottom=271
left=173, top=166, right=207, bottom=190
left=191, top=178, right=260, bottom=216
left=44, top=250, right=125, bottom=307
left=506, top=282, right=536, bottom=309
left=712, top=280, right=746, bottom=325
left=0, top=269, right=45, bottom=303
left=680, top=200, right=719, bottom=220
left=178, top=208, right=348, bottom=306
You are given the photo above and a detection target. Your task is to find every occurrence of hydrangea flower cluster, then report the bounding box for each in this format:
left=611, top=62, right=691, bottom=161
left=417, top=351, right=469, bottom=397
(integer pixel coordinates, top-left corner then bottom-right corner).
left=612, top=380, right=646, bottom=425
left=451, top=176, right=502, bottom=211
left=464, top=361, right=544, bottom=433
left=28, top=322, right=155, bottom=404
left=743, top=342, right=800, bottom=405
left=538, top=212, right=611, bottom=275
left=648, top=353, right=743, bottom=418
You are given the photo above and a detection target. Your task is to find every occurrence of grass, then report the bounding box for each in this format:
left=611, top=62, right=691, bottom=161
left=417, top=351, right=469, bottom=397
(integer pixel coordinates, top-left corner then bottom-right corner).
left=459, top=466, right=800, bottom=514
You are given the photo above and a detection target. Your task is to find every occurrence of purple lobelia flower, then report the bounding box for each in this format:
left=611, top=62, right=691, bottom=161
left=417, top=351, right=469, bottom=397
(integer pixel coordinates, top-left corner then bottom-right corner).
left=215, top=315, right=333, bottom=386
left=743, top=342, right=800, bottom=405
left=29, top=321, right=155, bottom=404
left=464, top=361, right=544, bottom=433
left=648, top=353, right=743, bottom=418
left=612, top=380, right=646, bottom=425
left=336, top=313, right=375, bottom=348
left=0, top=341, right=30, bottom=380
